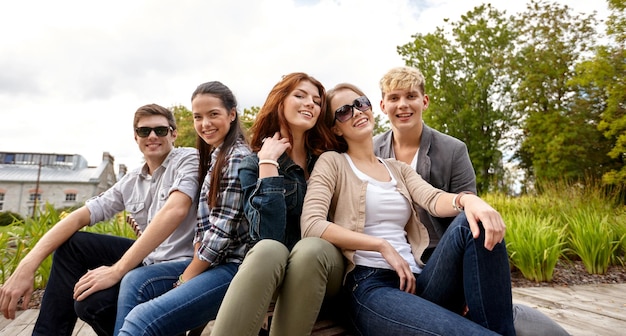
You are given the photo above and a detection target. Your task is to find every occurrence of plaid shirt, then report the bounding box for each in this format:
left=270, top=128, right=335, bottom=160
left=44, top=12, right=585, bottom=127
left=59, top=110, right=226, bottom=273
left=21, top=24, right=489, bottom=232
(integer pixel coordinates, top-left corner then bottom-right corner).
left=195, top=138, right=251, bottom=265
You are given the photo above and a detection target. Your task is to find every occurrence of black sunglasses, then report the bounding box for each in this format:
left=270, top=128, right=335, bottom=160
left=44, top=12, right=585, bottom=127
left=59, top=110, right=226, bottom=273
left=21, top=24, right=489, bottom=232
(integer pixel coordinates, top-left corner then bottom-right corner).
left=334, top=96, right=372, bottom=123
left=135, top=126, right=173, bottom=138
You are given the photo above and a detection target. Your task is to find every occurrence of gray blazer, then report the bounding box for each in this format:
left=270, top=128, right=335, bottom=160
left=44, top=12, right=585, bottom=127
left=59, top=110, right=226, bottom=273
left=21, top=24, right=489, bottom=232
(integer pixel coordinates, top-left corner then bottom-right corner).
left=373, top=123, right=476, bottom=253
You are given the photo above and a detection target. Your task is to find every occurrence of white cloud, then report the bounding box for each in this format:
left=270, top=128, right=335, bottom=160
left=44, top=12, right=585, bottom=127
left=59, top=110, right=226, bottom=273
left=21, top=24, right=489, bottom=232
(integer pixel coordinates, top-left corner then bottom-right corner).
left=0, top=0, right=609, bottom=170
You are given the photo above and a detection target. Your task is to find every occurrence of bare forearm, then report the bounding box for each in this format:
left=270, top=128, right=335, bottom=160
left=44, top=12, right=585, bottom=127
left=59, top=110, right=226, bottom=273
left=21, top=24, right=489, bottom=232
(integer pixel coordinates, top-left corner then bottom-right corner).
left=433, top=192, right=459, bottom=217
left=320, top=223, right=386, bottom=253
left=182, top=258, right=211, bottom=280
left=181, top=243, right=211, bottom=281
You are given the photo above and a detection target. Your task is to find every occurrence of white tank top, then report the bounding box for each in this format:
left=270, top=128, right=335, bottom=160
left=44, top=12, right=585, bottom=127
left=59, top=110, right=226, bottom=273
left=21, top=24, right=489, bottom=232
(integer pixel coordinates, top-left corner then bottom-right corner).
left=344, top=154, right=421, bottom=274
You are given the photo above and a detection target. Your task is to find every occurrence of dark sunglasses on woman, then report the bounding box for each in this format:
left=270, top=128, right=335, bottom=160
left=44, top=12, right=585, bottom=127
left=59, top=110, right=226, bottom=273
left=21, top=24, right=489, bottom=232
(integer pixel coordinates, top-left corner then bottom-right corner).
left=334, top=96, right=372, bottom=123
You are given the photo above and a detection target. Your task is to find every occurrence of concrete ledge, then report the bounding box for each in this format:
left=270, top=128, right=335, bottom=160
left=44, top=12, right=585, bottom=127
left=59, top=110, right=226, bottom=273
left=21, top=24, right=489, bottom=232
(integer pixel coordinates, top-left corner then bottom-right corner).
left=3, top=284, right=625, bottom=336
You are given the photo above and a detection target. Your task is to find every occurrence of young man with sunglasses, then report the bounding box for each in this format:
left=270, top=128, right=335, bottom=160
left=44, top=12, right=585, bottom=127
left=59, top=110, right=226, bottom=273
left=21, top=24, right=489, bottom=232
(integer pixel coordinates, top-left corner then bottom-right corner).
left=373, top=66, right=569, bottom=336
left=0, top=104, right=200, bottom=336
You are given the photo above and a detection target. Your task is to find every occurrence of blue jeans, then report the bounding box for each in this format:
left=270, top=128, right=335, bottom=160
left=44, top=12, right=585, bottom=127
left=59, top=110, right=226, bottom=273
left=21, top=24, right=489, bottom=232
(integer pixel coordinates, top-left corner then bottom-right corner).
left=344, top=213, right=515, bottom=336
left=114, top=260, right=191, bottom=334
left=116, top=262, right=239, bottom=336
left=33, top=232, right=136, bottom=336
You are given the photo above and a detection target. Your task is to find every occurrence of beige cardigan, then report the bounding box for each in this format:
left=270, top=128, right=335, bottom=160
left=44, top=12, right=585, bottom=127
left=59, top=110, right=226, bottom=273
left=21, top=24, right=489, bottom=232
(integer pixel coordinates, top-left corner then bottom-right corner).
left=301, top=151, right=445, bottom=277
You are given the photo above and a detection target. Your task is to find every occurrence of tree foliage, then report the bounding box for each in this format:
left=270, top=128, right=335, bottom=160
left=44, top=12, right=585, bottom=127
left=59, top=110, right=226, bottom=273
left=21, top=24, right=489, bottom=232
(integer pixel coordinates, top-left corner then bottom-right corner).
left=511, top=0, right=601, bottom=184
left=241, top=106, right=260, bottom=133
left=569, top=45, right=625, bottom=184
left=373, top=113, right=389, bottom=136
left=584, top=0, right=626, bottom=185
left=171, top=104, right=196, bottom=148
left=398, top=4, right=516, bottom=193
left=171, top=104, right=261, bottom=147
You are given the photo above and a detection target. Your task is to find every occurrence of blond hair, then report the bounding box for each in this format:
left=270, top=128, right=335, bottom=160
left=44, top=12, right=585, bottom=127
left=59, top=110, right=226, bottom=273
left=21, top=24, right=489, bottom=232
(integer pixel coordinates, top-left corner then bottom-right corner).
left=379, top=66, right=426, bottom=98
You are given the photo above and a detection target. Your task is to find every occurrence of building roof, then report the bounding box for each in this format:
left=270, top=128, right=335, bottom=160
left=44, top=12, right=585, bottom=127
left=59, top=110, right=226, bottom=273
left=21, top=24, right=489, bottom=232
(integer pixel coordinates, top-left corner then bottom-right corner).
left=0, top=163, right=107, bottom=183
left=0, top=152, right=113, bottom=184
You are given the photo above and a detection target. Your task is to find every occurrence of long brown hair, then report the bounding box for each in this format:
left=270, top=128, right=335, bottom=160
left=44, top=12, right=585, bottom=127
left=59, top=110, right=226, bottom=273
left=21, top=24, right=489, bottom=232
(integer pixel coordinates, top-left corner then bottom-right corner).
left=191, top=81, right=248, bottom=207
left=249, top=72, right=337, bottom=156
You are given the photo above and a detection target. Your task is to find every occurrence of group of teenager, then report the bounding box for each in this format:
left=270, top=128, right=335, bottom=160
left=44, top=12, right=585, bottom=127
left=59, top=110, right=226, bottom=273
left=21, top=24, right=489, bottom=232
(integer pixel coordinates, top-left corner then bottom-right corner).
left=0, top=67, right=570, bottom=336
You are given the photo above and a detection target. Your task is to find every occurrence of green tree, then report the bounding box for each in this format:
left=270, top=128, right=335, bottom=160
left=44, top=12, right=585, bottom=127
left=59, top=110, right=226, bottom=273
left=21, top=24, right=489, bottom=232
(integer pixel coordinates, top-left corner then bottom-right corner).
left=373, top=113, right=389, bottom=136
left=511, top=0, right=599, bottom=184
left=171, top=104, right=260, bottom=145
left=170, top=105, right=196, bottom=148
left=569, top=45, right=624, bottom=185
left=592, top=0, right=626, bottom=186
left=241, top=106, right=260, bottom=132
left=397, top=4, right=516, bottom=193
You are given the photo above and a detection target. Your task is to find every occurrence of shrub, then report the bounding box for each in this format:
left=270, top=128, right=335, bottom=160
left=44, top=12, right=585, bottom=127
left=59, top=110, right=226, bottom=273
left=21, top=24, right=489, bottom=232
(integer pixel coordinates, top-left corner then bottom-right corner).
left=565, top=209, right=624, bottom=274
left=0, top=211, right=24, bottom=226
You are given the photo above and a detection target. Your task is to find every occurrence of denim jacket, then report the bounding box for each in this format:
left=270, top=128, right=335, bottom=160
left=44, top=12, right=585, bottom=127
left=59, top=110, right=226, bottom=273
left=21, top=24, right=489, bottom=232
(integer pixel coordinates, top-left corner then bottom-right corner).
left=238, top=152, right=315, bottom=250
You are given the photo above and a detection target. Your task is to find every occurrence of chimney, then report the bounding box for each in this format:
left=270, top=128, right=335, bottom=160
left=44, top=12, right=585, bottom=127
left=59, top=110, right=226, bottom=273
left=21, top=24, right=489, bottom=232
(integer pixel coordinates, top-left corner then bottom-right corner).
left=118, top=164, right=128, bottom=179
left=102, top=152, right=115, bottom=164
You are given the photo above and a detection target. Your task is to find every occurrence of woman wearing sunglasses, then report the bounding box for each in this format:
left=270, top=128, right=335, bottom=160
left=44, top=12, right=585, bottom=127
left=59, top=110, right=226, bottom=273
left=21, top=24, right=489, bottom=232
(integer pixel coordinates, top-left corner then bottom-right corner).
left=301, top=83, right=515, bottom=336
left=211, top=73, right=344, bottom=336
left=115, top=81, right=252, bottom=335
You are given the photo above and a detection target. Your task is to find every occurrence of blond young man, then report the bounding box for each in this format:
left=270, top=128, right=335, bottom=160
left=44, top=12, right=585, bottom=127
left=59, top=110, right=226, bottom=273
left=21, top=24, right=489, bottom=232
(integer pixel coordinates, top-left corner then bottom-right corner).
left=373, top=66, right=570, bottom=336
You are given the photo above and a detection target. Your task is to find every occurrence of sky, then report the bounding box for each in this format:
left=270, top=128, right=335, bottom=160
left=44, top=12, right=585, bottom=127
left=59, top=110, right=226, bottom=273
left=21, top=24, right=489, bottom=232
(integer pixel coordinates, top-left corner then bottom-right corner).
left=0, top=0, right=610, bottom=173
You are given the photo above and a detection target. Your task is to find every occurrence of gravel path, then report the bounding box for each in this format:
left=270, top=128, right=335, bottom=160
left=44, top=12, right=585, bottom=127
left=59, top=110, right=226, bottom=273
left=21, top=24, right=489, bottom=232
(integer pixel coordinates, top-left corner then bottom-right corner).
left=510, top=259, right=626, bottom=288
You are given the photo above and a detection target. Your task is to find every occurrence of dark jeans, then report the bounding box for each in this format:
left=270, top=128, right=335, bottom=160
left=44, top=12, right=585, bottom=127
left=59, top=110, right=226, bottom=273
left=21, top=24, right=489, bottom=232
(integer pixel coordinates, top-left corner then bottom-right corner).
left=33, top=231, right=135, bottom=336
left=344, top=212, right=515, bottom=336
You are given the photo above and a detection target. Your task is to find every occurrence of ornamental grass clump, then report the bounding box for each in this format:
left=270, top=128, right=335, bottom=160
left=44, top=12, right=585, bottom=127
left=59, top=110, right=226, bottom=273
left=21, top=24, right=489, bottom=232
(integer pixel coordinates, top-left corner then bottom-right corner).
left=3, top=203, right=58, bottom=289
left=504, top=210, right=565, bottom=282
left=613, top=212, right=626, bottom=266
left=0, top=230, right=10, bottom=284
left=0, top=203, right=136, bottom=289
left=565, top=208, right=624, bottom=275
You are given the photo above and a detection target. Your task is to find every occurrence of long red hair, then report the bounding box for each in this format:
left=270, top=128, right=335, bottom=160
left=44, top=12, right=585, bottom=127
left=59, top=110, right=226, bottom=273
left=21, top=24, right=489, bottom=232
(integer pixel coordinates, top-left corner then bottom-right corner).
left=249, top=72, right=337, bottom=156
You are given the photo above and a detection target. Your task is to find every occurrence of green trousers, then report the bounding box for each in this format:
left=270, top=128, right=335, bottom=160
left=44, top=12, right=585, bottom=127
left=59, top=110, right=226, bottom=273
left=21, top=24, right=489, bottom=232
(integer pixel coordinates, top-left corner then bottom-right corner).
left=212, top=237, right=345, bottom=336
